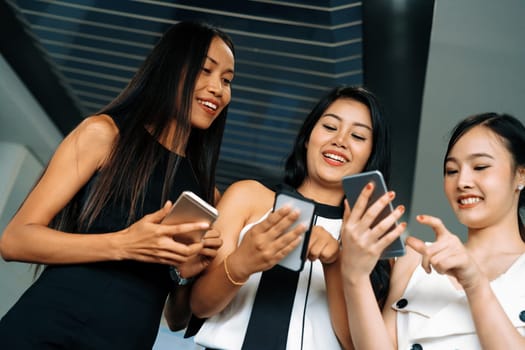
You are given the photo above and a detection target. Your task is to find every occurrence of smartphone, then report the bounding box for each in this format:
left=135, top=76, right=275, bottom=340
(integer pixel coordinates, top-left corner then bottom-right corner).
left=162, top=191, right=218, bottom=245
left=342, top=170, right=405, bottom=259
left=273, top=191, right=316, bottom=271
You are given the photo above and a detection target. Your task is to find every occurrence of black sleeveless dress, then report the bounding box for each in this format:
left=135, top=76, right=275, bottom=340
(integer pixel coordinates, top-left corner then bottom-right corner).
left=0, top=117, right=202, bottom=349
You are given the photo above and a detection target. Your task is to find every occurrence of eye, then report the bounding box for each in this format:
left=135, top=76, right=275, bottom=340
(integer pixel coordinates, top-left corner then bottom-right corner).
left=322, top=124, right=337, bottom=131
left=202, top=67, right=211, bottom=74
left=351, top=133, right=366, bottom=141
left=222, top=77, right=232, bottom=85
left=474, top=165, right=489, bottom=171
left=445, top=168, right=458, bottom=176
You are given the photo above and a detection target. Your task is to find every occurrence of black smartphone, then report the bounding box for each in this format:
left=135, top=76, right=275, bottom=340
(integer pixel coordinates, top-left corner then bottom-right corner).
left=162, top=191, right=218, bottom=244
left=342, top=170, right=405, bottom=259
left=273, top=191, right=316, bottom=271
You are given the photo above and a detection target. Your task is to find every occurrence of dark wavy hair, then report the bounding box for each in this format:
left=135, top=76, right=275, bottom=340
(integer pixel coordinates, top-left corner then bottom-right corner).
left=55, top=21, right=235, bottom=231
left=444, top=112, right=525, bottom=241
left=283, top=85, right=392, bottom=308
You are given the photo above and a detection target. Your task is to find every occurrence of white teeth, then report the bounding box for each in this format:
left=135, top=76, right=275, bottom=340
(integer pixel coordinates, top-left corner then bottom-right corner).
left=198, top=99, right=217, bottom=110
left=324, top=153, right=346, bottom=163
left=460, top=197, right=481, bottom=205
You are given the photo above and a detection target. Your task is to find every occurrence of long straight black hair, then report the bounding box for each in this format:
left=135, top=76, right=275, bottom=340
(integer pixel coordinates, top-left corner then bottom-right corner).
left=56, top=21, right=235, bottom=231
left=283, top=85, right=392, bottom=308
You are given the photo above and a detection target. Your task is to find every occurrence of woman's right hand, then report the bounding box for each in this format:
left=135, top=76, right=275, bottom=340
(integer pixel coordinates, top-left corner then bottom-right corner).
left=340, top=182, right=406, bottom=279
left=231, top=205, right=306, bottom=277
left=116, top=201, right=209, bottom=265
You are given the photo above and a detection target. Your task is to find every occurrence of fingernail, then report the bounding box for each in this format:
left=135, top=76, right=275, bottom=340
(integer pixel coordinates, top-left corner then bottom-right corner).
left=366, top=182, right=373, bottom=190
left=389, top=191, right=395, bottom=199
left=398, top=205, right=405, bottom=213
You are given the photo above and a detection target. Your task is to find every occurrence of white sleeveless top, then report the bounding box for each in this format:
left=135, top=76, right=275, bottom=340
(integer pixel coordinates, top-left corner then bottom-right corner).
left=195, top=205, right=343, bottom=350
left=393, top=253, right=525, bottom=349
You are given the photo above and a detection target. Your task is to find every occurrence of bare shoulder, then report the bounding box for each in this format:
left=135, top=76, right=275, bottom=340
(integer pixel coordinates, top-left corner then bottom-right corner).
left=73, top=114, right=118, bottom=144
left=223, top=179, right=273, bottom=197
left=221, top=179, right=274, bottom=203
left=66, top=114, right=118, bottom=168
left=217, top=179, right=275, bottom=223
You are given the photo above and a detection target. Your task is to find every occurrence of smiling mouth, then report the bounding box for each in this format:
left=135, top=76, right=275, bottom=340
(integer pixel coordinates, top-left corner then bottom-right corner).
left=198, top=99, right=217, bottom=111
left=459, top=197, right=481, bottom=205
left=323, top=152, right=348, bottom=163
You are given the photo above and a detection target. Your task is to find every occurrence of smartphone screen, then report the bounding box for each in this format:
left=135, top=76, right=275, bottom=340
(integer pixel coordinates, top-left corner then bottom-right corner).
left=162, top=191, right=218, bottom=244
left=273, top=191, right=316, bottom=271
left=342, top=170, right=405, bottom=259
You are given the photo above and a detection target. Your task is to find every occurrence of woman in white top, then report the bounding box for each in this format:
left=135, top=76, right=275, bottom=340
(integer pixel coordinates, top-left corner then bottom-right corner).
left=182, top=86, right=397, bottom=350
left=341, top=113, right=525, bottom=349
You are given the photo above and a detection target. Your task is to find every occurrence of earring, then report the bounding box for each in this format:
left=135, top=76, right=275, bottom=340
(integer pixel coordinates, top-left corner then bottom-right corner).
left=518, top=184, right=524, bottom=191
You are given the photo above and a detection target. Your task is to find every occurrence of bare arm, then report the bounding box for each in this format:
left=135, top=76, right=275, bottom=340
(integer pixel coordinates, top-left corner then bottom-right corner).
left=164, top=284, right=193, bottom=331
left=0, top=115, right=206, bottom=266
left=466, top=278, right=525, bottom=348
left=339, top=183, right=408, bottom=350
left=164, top=228, right=223, bottom=329
left=190, top=180, right=306, bottom=318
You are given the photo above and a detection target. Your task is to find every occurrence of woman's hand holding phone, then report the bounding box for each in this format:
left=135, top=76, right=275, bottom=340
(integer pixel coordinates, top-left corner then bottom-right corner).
left=343, top=171, right=406, bottom=259
left=115, top=201, right=207, bottom=266
left=340, top=179, right=407, bottom=279
left=163, top=191, right=218, bottom=245
left=232, top=205, right=306, bottom=278
left=176, top=228, right=223, bottom=279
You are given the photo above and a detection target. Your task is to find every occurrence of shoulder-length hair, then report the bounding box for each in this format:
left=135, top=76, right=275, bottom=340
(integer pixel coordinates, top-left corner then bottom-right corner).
left=445, top=112, right=525, bottom=241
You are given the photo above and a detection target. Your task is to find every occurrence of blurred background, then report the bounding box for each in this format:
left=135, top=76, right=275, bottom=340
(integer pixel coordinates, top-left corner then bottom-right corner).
left=1, top=0, right=524, bottom=348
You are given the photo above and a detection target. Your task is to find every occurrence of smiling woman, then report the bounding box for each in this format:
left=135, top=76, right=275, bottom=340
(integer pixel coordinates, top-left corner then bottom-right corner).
left=341, top=112, right=525, bottom=350
left=0, top=21, right=235, bottom=349
left=183, top=85, right=395, bottom=350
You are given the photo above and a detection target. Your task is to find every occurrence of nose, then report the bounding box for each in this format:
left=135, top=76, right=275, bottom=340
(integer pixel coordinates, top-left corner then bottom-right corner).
left=207, top=75, right=223, bottom=96
left=457, top=168, right=473, bottom=189
left=331, top=131, right=347, bottom=148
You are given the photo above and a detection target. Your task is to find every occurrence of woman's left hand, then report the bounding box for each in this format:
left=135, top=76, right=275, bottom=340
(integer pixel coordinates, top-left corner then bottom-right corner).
left=307, top=225, right=340, bottom=264
left=176, top=228, right=223, bottom=278
left=340, top=182, right=406, bottom=279
left=408, top=214, right=482, bottom=292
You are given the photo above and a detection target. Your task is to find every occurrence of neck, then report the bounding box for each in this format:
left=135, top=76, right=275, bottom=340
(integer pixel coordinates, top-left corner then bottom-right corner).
left=465, top=222, right=525, bottom=258
left=296, top=180, right=344, bottom=207
left=145, top=123, right=187, bottom=155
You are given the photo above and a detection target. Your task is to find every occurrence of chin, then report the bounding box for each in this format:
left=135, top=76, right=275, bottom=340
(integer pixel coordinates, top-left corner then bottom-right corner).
left=191, top=120, right=214, bottom=130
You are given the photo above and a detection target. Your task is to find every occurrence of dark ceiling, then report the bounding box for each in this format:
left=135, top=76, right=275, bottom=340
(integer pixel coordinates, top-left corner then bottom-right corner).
left=0, top=0, right=434, bottom=208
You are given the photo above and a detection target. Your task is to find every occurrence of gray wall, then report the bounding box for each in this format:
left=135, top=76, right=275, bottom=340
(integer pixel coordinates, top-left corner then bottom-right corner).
left=409, top=0, right=525, bottom=241
left=0, top=54, right=62, bottom=316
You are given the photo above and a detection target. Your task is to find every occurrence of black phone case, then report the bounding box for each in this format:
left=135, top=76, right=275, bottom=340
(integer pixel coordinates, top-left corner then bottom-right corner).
left=343, top=170, right=405, bottom=259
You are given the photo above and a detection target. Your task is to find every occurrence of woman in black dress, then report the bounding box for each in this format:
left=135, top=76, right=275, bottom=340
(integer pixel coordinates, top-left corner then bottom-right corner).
left=0, top=21, right=234, bottom=349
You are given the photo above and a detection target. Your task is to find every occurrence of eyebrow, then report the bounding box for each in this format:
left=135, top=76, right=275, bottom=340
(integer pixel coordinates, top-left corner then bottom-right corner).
left=205, top=56, right=235, bottom=74
left=445, top=152, right=495, bottom=163
left=323, top=113, right=372, bottom=131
